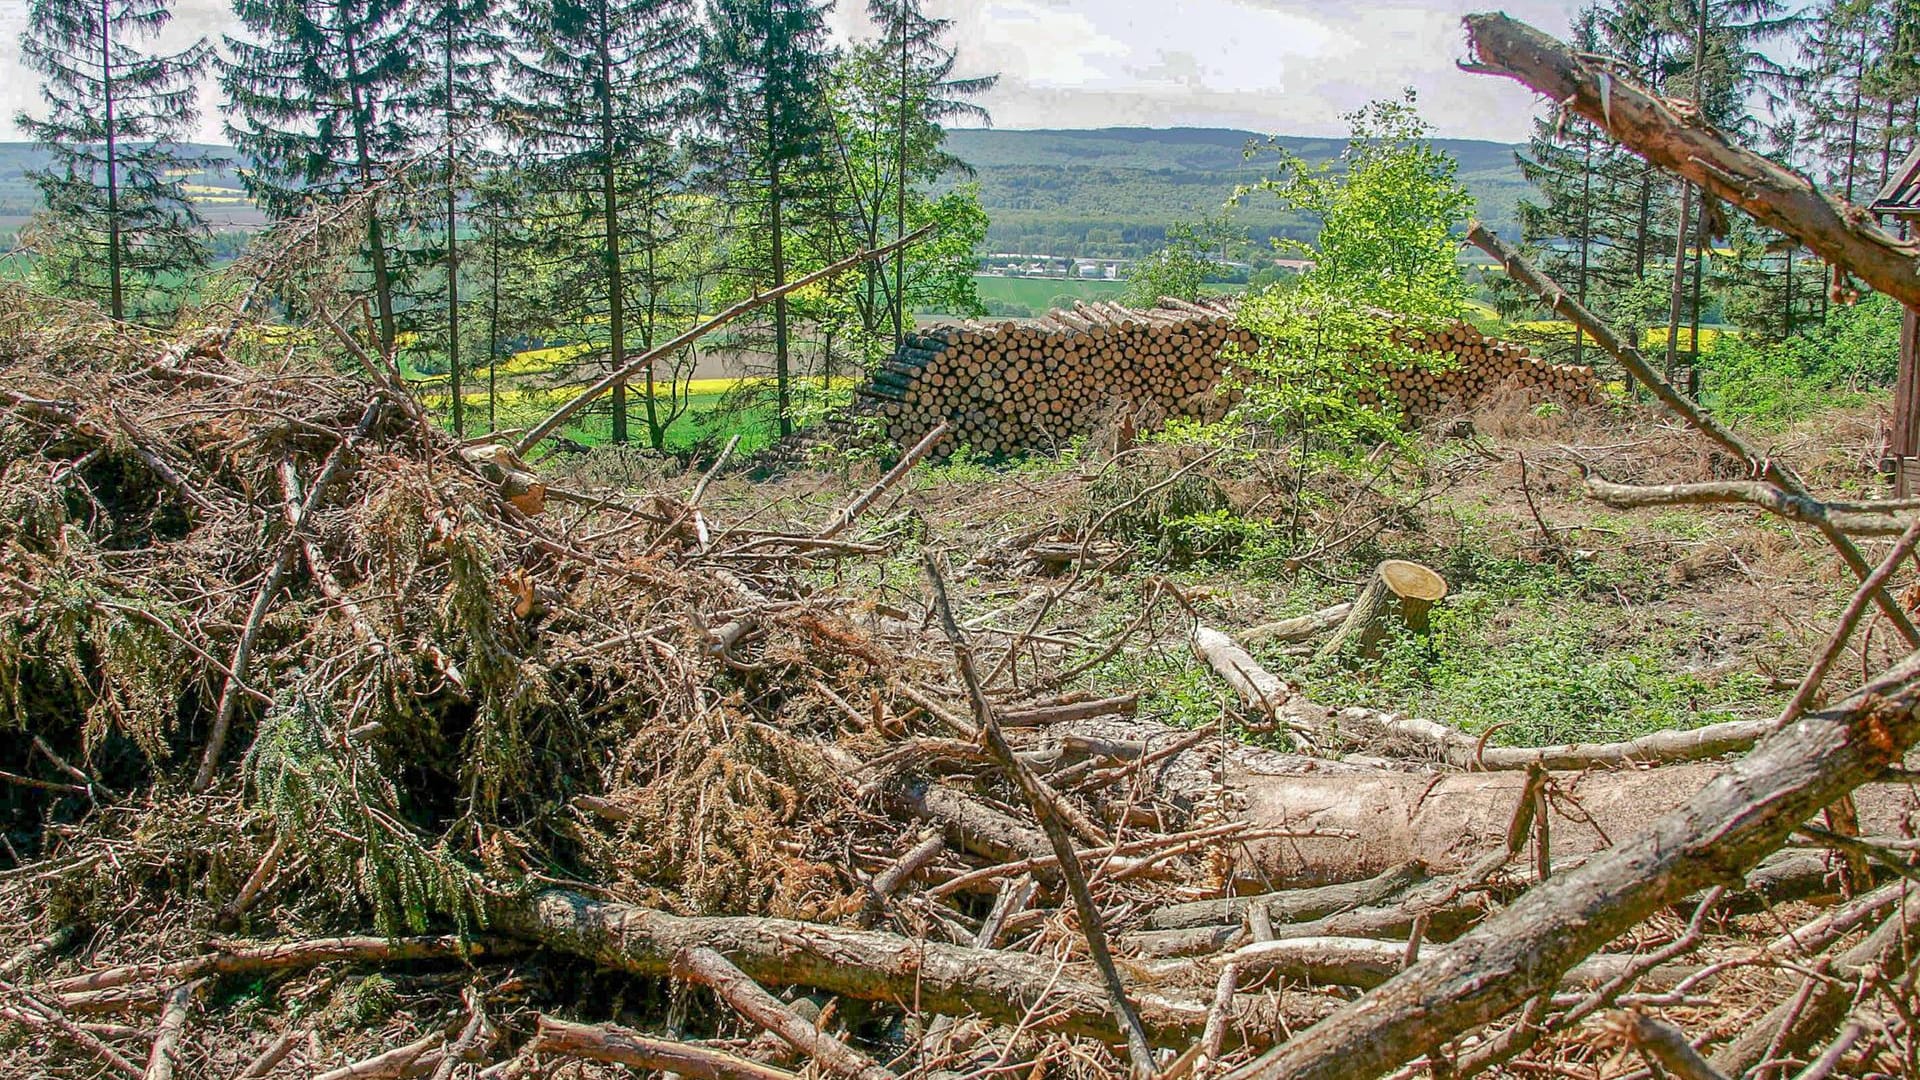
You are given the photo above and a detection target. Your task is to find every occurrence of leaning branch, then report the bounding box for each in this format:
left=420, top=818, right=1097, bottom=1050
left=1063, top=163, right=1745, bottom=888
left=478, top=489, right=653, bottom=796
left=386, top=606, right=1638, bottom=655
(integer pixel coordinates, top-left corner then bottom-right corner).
left=1465, top=222, right=1920, bottom=647
left=1461, top=12, right=1920, bottom=310
left=515, top=225, right=935, bottom=456
left=1585, top=474, right=1919, bottom=536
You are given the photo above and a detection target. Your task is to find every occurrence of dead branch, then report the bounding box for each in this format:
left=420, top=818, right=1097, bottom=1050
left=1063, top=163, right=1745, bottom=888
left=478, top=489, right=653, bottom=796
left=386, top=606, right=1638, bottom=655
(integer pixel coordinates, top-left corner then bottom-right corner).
left=1586, top=473, right=1918, bottom=536
left=999, top=693, right=1141, bottom=727
left=529, top=1016, right=801, bottom=1080
left=1224, top=650, right=1920, bottom=1080
left=1242, top=603, right=1352, bottom=646
left=516, top=225, right=935, bottom=455
left=817, top=421, right=950, bottom=539
left=45, top=935, right=523, bottom=997
left=229, top=1029, right=303, bottom=1080
left=1145, top=862, right=1429, bottom=932
left=674, top=946, right=895, bottom=1080
left=0, top=977, right=144, bottom=1079
left=191, top=398, right=386, bottom=791
left=1605, top=1012, right=1729, bottom=1080
left=0, top=926, right=75, bottom=981
left=313, top=1031, right=441, bottom=1080
left=922, top=551, right=1157, bottom=1077
left=1195, top=622, right=1775, bottom=769
left=1461, top=12, right=1920, bottom=310
left=142, top=980, right=202, bottom=1080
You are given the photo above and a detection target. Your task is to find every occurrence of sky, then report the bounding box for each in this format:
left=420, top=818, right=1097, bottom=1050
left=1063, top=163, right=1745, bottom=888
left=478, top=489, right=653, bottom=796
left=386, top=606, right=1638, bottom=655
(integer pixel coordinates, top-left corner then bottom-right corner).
left=1, top=0, right=1585, bottom=146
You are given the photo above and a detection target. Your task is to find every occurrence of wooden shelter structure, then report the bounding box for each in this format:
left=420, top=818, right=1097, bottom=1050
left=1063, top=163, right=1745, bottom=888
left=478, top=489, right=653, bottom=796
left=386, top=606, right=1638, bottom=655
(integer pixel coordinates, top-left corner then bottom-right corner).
left=1871, top=145, right=1920, bottom=492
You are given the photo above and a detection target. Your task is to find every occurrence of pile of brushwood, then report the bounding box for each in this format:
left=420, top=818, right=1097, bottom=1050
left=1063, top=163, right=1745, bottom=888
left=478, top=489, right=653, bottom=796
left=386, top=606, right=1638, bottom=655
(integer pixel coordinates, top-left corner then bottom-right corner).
left=5, top=21, right=1920, bottom=1078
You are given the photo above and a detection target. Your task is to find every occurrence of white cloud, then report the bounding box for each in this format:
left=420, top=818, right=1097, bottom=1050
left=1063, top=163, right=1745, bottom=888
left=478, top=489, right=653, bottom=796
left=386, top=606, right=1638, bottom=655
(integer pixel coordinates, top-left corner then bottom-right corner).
left=8, top=0, right=1582, bottom=145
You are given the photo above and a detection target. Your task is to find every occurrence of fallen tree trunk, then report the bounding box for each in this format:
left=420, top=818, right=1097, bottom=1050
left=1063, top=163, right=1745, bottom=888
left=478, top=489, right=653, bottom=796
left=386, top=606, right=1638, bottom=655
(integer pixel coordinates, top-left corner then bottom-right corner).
left=486, top=889, right=1215, bottom=1047
left=1223, top=648, right=1920, bottom=1080
left=1243, top=604, right=1351, bottom=646
left=1046, top=710, right=1914, bottom=891
left=1197, top=624, right=1776, bottom=770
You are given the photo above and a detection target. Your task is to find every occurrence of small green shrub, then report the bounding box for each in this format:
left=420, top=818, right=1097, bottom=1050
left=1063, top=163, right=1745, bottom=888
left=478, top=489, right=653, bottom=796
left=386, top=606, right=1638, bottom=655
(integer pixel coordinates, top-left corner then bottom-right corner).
left=1701, top=294, right=1902, bottom=426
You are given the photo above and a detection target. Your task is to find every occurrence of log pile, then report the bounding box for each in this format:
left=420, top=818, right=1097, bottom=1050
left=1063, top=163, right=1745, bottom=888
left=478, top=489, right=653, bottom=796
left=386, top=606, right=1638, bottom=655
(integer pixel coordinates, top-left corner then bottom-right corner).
left=853, top=297, right=1599, bottom=457
left=1367, top=321, right=1602, bottom=415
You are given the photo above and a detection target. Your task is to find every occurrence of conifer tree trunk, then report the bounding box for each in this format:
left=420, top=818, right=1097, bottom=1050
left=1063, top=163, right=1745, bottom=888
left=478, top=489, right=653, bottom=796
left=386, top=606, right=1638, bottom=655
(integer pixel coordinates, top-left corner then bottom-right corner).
left=600, top=27, right=628, bottom=446
left=1663, top=182, right=1693, bottom=378
left=769, top=92, right=792, bottom=439
left=98, top=0, right=124, bottom=321
left=892, top=1, right=909, bottom=352
left=1574, top=124, right=1592, bottom=366
left=444, top=16, right=463, bottom=438
left=342, top=27, right=397, bottom=354
left=487, top=230, right=501, bottom=433
left=644, top=219, right=664, bottom=452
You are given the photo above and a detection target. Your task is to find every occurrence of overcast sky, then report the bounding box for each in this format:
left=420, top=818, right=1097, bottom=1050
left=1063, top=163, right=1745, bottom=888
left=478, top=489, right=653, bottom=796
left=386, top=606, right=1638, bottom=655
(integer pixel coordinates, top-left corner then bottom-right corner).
left=2, top=0, right=1584, bottom=145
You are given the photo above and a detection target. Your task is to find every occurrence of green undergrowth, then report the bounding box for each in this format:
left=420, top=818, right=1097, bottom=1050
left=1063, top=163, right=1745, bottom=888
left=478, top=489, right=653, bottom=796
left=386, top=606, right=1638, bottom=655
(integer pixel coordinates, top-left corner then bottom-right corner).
left=1278, top=596, right=1780, bottom=747
left=1070, top=540, right=1788, bottom=750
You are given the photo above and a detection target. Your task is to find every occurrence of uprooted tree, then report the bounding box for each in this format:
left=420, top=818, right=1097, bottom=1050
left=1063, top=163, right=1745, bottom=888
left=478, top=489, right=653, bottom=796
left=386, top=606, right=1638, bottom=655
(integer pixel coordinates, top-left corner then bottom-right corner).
left=2, top=11, right=1920, bottom=1080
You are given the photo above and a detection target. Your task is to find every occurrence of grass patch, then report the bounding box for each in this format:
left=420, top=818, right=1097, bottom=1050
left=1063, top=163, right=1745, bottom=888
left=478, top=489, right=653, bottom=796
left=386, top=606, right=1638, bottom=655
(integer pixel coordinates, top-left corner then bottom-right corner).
left=1276, top=579, right=1780, bottom=747
left=971, top=275, right=1130, bottom=316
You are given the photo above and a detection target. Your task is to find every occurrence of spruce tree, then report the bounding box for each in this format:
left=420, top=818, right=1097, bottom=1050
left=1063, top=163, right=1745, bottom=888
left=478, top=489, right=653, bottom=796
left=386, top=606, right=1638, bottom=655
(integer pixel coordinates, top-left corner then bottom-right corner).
left=505, top=0, right=698, bottom=445
left=222, top=0, right=420, bottom=353
left=413, top=0, right=503, bottom=436
left=16, top=0, right=212, bottom=321
left=699, top=0, right=839, bottom=438
left=865, top=0, right=994, bottom=349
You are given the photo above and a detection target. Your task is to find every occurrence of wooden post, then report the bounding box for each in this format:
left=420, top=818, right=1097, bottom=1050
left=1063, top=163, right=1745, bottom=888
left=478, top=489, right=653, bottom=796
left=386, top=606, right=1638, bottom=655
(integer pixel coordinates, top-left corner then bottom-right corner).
left=1901, top=305, right=1920, bottom=496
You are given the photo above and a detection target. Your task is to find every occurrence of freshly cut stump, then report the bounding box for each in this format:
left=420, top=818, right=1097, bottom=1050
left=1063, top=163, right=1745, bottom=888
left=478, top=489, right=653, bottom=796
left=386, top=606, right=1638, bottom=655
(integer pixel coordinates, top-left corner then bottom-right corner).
left=1316, top=560, right=1450, bottom=663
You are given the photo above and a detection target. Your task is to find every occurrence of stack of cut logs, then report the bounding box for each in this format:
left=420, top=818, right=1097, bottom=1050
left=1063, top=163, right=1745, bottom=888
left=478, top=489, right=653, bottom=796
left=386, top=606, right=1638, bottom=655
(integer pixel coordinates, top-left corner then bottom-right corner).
left=854, top=297, right=1598, bottom=457
left=1365, top=321, right=1602, bottom=415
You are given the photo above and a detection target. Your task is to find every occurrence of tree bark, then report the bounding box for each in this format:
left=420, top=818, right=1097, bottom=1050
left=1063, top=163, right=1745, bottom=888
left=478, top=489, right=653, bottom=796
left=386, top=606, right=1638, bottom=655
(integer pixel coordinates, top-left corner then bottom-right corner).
left=486, top=889, right=1215, bottom=1047
left=673, top=947, right=895, bottom=1080
left=1242, top=603, right=1352, bottom=646
left=1144, top=861, right=1428, bottom=931
left=1316, top=561, right=1448, bottom=663
left=529, top=1016, right=801, bottom=1080
left=1222, top=650, right=1920, bottom=1080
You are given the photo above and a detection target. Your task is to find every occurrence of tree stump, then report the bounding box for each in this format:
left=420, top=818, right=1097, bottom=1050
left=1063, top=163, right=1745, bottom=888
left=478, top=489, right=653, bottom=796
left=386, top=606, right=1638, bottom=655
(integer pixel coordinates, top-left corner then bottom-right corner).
left=1315, top=560, right=1449, bottom=664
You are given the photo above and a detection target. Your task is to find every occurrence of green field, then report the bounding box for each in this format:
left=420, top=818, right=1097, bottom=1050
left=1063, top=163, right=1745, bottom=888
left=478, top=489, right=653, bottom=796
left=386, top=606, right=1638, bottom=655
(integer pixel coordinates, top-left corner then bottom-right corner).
left=971, top=274, right=1130, bottom=315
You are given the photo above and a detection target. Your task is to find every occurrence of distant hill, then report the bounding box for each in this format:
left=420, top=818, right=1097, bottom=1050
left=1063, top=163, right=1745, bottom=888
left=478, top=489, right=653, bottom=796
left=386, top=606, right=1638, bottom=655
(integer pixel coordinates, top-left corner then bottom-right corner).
left=942, top=126, right=1527, bottom=260
left=0, top=127, right=1530, bottom=258
left=0, top=143, right=258, bottom=228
